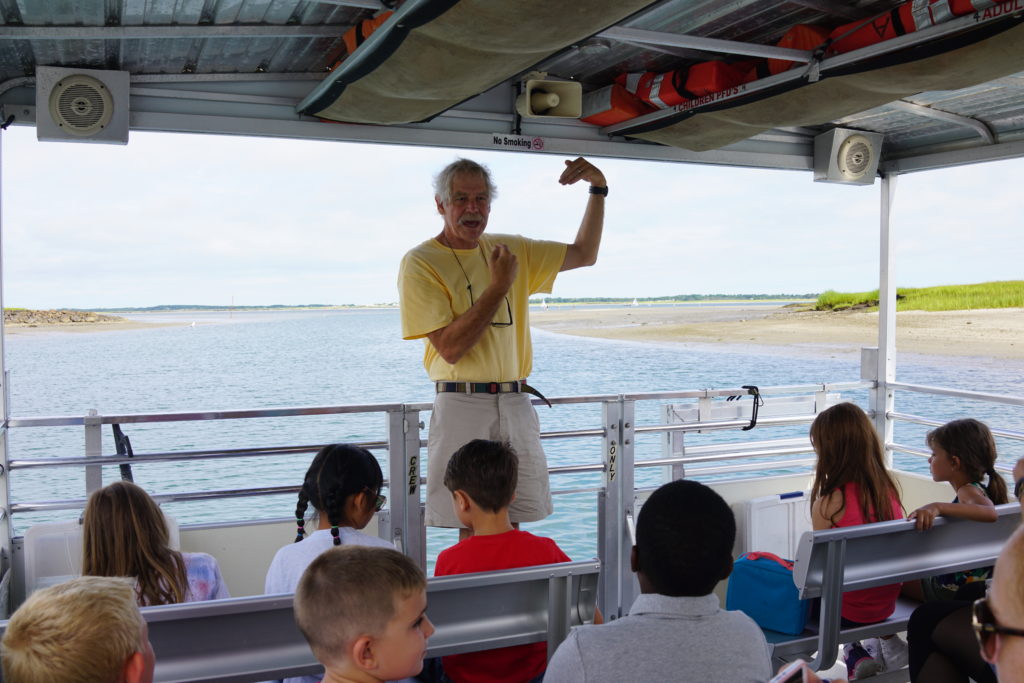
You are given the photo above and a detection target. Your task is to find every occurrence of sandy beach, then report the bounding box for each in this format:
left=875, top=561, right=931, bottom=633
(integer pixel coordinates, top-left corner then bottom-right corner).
left=4, top=319, right=180, bottom=335
left=531, top=304, right=1024, bottom=359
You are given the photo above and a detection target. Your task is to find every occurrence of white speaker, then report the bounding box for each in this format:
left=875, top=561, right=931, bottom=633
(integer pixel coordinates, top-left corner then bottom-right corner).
left=515, top=78, right=582, bottom=118
left=36, top=66, right=129, bottom=144
left=813, top=128, right=883, bottom=185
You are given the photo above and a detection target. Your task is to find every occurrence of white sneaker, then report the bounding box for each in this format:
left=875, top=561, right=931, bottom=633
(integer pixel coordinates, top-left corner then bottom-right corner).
left=880, top=634, right=909, bottom=670
left=863, top=635, right=909, bottom=671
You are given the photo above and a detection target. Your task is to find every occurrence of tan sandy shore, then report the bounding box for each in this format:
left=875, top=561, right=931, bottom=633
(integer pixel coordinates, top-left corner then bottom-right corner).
left=5, top=320, right=180, bottom=335
left=531, top=304, right=1024, bottom=359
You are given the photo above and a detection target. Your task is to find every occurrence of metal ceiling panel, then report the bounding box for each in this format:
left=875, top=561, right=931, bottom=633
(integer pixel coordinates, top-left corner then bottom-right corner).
left=2, top=0, right=1024, bottom=174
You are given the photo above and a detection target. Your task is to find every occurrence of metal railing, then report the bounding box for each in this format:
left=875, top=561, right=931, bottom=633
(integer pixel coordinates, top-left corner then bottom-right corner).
left=4, top=374, right=1024, bottom=618
left=886, top=381, right=1024, bottom=476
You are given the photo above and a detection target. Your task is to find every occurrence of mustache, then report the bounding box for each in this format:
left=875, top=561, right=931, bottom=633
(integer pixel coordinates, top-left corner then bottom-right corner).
left=459, top=215, right=484, bottom=224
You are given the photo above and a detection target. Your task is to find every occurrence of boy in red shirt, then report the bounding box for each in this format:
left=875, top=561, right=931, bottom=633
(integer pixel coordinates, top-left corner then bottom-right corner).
left=434, top=439, right=571, bottom=683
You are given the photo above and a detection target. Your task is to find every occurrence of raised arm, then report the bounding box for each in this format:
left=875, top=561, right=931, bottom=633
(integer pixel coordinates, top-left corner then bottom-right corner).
left=559, top=157, right=607, bottom=272
left=426, top=243, right=517, bottom=365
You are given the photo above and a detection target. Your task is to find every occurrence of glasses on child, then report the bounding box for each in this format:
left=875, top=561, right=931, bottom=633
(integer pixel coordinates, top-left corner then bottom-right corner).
left=362, top=487, right=387, bottom=512
left=973, top=595, right=1024, bottom=661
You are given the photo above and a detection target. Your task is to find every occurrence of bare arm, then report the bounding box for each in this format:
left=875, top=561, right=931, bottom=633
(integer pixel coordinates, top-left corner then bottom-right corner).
left=1014, top=458, right=1024, bottom=499
left=810, top=491, right=842, bottom=531
left=426, top=243, right=517, bottom=365
left=908, top=486, right=997, bottom=530
left=559, top=157, right=607, bottom=272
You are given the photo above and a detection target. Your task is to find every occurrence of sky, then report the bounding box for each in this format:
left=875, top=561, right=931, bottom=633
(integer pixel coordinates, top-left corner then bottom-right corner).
left=2, top=125, right=1022, bottom=309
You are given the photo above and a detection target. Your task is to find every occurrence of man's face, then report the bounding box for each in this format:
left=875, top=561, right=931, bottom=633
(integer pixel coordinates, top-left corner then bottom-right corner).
left=985, top=542, right=1024, bottom=682
left=436, top=172, right=490, bottom=249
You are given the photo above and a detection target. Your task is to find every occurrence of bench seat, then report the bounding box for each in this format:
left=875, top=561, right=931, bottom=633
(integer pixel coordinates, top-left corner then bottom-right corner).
left=765, top=503, right=1020, bottom=679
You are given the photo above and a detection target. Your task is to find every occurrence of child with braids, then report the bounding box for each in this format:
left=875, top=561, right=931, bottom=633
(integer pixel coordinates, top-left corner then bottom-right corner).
left=908, top=418, right=1008, bottom=600
left=265, top=444, right=394, bottom=596
left=264, top=444, right=395, bottom=683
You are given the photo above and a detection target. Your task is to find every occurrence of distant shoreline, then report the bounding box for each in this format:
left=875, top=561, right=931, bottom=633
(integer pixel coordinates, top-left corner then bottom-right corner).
left=7, top=305, right=1023, bottom=360
left=531, top=303, right=1024, bottom=359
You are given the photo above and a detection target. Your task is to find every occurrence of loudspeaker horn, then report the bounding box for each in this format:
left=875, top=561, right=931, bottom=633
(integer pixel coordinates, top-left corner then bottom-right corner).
left=515, top=78, right=582, bottom=119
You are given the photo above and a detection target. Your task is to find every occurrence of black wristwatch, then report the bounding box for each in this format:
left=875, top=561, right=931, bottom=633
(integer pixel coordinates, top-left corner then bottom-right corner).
left=589, top=185, right=608, bottom=196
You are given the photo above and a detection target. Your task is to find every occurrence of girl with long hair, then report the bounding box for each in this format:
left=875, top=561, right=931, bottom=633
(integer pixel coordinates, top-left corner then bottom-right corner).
left=809, top=402, right=905, bottom=679
left=82, top=480, right=229, bottom=605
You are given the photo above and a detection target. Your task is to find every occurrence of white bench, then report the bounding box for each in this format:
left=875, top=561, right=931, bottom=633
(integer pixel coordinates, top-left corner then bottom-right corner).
left=765, top=503, right=1020, bottom=680
left=0, top=559, right=600, bottom=683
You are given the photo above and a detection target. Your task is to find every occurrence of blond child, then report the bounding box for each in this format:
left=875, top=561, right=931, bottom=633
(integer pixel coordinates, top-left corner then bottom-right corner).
left=1, top=575, right=156, bottom=683
left=294, top=545, right=434, bottom=683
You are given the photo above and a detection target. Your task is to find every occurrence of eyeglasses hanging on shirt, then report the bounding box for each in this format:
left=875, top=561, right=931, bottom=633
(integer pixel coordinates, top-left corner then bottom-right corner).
left=446, top=243, right=513, bottom=327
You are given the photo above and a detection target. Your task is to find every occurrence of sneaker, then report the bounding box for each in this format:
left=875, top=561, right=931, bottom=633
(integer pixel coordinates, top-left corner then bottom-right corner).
left=880, top=634, right=909, bottom=670
left=844, top=641, right=883, bottom=680
left=863, top=635, right=909, bottom=672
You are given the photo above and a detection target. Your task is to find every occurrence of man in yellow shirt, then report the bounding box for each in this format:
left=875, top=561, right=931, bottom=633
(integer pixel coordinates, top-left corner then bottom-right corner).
left=399, top=157, right=607, bottom=532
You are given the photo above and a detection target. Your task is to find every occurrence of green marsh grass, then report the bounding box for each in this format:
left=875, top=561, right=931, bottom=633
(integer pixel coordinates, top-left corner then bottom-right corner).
left=815, top=281, right=1024, bottom=312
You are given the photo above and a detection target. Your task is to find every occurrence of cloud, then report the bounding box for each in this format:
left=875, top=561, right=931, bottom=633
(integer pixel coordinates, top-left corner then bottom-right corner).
left=3, top=127, right=1022, bottom=307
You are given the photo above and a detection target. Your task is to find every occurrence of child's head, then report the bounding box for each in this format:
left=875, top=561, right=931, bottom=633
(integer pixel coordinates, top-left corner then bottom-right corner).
left=82, top=480, right=187, bottom=605
left=810, top=402, right=885, bottom=476
left=443, top=439, right=517, bottom=513
left=295, top=546, right=432, bottom=681
left=927, top=418, right=1007, bottom=503
left=296, top=444, right=385, bottom=545
left=809, top=402, right=901, bottom=523
left=634, top=479, right=735, bottom=597
left=2, top=576, right=155, bottom=683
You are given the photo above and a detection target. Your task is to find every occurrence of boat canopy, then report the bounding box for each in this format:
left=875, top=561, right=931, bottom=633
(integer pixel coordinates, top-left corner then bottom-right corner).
left=1, top=0, right=1023, bottom=174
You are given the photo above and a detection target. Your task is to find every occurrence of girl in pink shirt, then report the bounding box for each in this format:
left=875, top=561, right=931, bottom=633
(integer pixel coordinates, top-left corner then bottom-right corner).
left=810, top=402, right=905, bottom=679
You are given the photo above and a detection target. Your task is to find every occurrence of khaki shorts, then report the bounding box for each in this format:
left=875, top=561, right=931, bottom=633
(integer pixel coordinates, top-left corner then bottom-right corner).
left=425, top=391, right=553, bottom=528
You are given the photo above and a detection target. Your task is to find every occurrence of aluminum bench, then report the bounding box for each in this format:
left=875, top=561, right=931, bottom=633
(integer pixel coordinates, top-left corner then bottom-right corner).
left=765, top=503, right=1020, bottom=682
left=0, top=558, right=600, bottom=683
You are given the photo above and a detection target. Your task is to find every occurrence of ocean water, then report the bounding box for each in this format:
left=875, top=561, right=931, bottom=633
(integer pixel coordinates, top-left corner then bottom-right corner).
left=5, top=308, right=1024, bottom=564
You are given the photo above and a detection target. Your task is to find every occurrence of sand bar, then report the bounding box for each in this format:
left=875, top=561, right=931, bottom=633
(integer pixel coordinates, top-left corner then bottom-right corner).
left=531, top=304, right=1024, bottom=359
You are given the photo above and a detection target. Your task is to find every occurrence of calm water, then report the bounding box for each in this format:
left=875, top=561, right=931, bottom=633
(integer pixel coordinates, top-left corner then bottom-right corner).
left=6, top=308, right=1024, bottom=564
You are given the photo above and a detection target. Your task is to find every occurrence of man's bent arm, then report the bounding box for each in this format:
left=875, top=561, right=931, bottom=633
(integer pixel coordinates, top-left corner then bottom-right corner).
left=426, top=283, right=507, bottom=365
left=559, top=157, right=606, bottom=272
left=427, top=243, right=517, bottom=365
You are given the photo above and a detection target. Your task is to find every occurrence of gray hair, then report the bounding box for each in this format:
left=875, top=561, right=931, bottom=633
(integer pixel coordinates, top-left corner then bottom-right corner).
left=433, top=158, right=498, bottom=204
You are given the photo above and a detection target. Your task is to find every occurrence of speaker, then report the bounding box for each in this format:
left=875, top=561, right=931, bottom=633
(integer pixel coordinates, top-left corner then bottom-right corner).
left=36, top=66, right=129, bottom=144
left=515, top=78, right=582, bottom=118
left=813, top=128, right=883, bottom=185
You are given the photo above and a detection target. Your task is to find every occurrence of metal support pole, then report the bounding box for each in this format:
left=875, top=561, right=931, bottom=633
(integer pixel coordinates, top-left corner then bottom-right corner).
left=661, top=403, right=685, bottom=481
left=872, top=173, right=898, bottom=465
left=386, top=407, right=424, bottom=569
left=0, top=110, right=11, bottom=615
left=597, top=397, right=636, bottom=620
left=84, top=409, right=103, bottom=494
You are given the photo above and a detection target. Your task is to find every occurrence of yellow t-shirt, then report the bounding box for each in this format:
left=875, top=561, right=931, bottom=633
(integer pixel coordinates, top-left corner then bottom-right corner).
left=398, top=233, right=566, bottom=381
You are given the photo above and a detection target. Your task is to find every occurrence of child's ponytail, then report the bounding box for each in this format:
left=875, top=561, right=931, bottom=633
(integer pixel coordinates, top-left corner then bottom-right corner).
left=294, top=490, right=310, bottom=543
left=984, top=466, right=1008, bottom=505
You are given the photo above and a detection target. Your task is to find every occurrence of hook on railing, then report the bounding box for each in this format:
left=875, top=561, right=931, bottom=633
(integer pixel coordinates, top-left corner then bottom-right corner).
left=726, top=385, right=763, bottom=431
left=112, top=424, right=135, bottom=482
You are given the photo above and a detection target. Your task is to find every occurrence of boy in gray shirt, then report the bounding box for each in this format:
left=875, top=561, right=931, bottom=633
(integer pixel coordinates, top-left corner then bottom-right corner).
left=545, top=479, right=773, bottom=682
